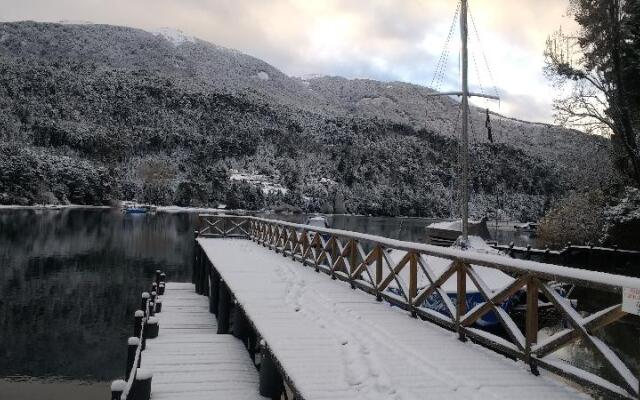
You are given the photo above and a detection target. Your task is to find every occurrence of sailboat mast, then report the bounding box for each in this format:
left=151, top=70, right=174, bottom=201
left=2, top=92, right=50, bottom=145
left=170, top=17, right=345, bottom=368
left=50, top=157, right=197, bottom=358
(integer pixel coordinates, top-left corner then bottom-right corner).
left=460, top=0, right=470, bottom=242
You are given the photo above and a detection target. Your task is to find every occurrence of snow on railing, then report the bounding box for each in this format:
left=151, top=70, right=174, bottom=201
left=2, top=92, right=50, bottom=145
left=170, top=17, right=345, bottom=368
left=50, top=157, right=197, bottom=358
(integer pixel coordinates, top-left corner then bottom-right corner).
left=197, top=214, right=640, bottom=399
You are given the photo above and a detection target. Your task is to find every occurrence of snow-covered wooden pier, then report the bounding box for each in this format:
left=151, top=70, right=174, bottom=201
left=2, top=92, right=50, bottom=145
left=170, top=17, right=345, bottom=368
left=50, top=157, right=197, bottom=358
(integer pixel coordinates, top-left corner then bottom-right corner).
left=190, top=215, right=640, bottom=400
left=139, top=282, right=264, bottom=400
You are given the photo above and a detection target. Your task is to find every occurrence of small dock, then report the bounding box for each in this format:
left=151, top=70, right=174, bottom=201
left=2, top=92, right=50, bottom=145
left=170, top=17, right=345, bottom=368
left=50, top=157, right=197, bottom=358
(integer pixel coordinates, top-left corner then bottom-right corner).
left=111, top=215, right=640, bottom=400
left=140, top=282, right=263, bottom=400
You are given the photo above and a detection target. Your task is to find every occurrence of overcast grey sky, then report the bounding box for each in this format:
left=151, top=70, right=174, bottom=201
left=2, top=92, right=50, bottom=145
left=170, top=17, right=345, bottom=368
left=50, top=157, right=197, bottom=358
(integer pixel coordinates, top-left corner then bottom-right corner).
left=1, top=0, right=576, bottom=123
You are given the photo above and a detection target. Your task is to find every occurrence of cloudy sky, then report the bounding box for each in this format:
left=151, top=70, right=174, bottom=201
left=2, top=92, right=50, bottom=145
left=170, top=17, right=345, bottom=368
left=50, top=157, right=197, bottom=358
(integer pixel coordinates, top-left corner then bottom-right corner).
left=2, top=0, right=576, bottom=123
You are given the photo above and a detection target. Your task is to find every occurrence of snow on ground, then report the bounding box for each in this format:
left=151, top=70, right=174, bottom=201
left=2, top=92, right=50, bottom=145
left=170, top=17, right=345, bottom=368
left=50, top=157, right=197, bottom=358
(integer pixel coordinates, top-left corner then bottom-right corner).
left=256, top=71, right=270, bottom=80
left=229, top=170, right=288, bottom=195
left=141, top=282, right=264, bottom=400
left=199, top=238, right=587, bottom=400
left=152, top=27, right=196, bottom=46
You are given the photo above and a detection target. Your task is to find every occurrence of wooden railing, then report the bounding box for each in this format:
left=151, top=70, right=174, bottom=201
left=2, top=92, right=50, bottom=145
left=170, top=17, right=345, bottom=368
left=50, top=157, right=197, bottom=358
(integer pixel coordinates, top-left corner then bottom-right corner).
left=198, top=214, right=250, bottom=238
left=197, top=214, right=640, bottom=399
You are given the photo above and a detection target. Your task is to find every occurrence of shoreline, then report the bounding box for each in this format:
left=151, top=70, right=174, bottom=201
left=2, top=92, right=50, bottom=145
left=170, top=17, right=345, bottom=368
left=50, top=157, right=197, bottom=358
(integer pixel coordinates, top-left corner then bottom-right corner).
left=0, top=204, right=112, bottom=210
left=0, top=204, right=524, bottom=228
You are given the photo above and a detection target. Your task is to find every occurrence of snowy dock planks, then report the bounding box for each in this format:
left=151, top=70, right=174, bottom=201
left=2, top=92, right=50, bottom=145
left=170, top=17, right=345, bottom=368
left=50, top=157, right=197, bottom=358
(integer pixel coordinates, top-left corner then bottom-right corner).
left=140, top=282, right=265, bottom=400
left=198, top=238, right=586, bottom=400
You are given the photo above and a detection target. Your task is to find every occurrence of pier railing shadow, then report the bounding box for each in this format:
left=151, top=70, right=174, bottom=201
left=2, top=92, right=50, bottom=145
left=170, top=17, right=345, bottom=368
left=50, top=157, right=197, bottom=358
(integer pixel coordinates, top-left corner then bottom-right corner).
left=197, top=214, right=640, bottom=399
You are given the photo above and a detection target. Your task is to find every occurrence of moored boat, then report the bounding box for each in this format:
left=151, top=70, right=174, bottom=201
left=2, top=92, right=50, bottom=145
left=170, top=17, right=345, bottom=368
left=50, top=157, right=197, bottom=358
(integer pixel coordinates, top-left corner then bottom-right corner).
left=514, top=222, right=538, bottom=234
left=425, top=217, right=492, bottom=247
left=387, top=235, right=518, bottom=327
left=121, top=203, right=157, bottom=214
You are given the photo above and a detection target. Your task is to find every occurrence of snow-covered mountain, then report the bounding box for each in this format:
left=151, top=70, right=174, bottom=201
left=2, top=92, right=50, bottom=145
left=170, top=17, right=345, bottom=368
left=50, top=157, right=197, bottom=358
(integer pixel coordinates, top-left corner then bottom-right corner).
left=0, top=21, right=612, bottom=216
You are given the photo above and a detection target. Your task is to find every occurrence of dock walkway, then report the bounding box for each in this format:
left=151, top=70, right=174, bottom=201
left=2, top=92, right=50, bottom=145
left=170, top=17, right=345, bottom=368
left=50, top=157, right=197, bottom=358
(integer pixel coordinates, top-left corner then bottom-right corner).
left=198, top=238, right=585, bottom=400
left=141, top=282, right=264, bottom=400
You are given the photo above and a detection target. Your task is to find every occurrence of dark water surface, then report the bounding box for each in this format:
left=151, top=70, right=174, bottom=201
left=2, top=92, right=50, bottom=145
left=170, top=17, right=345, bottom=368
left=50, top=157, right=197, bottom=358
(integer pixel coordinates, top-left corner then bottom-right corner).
left=0, top=209, right=197, bottom=399
left=0, top=209, right=637, bottom=399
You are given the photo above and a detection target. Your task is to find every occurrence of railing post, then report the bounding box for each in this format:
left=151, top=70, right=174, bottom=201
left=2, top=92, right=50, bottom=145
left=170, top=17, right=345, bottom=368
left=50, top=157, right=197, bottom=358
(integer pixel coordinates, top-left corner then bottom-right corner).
left=125, top=337, right=140, bottom=378
left=409, top=252, right=418, bottom=317
left=375, top=246, right=383, bottom=301
left=525, top=276, right=540, bottom=375
left=330, top=236, right=337, bottom=279
left=349, top=240, right=357, bottom=289
left=456, top=262, right=467, bottom=342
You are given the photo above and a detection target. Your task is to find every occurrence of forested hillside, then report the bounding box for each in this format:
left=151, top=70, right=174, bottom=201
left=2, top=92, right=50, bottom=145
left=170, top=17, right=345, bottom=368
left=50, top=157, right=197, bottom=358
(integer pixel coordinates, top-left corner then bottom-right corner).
left=0, top=22, right=612, bottom=220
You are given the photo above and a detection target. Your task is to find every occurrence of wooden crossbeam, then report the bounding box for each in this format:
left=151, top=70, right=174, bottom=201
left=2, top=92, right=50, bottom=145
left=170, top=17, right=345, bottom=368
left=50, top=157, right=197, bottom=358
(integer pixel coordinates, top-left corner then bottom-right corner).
left=539, top=282, right=639, bottom=396
left=466, top=266, right=526, bottom=350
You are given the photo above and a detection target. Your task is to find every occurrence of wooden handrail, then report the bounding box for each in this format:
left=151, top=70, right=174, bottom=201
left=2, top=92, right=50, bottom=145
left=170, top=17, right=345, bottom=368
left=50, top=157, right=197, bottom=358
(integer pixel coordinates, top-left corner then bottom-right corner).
left=198, top=215, right=640, bottom=292
left=197, top=214, right=640, bottom=399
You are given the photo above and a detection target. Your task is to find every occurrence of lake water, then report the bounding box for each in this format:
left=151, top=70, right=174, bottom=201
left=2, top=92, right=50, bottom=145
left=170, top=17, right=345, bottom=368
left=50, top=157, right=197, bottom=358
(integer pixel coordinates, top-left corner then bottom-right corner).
left=0, top=209, right=636, bottom=399
left=0, top=209, right=196, bottom=399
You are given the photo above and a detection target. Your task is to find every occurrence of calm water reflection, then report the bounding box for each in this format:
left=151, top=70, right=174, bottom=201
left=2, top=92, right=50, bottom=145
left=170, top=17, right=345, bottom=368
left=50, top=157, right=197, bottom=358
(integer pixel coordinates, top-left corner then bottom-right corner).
left=0, top=209, right=636, bottom=399
left=0, top=209, right=196, bottom=399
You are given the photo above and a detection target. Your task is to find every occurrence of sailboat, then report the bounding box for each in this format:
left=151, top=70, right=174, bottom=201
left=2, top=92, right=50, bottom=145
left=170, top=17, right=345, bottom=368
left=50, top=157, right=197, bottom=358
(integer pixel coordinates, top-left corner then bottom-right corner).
left=388, top=0, right=519, bottom=327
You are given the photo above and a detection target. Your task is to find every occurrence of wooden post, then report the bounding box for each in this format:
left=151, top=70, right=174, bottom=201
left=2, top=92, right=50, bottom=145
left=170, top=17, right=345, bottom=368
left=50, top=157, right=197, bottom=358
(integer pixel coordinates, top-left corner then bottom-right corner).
left=202, top=259, right=210, bottom=299
left=232, top=303, right=250, bottom=345
left=210, top=270, right=220, bottom=315
left=130, top=369, right=152, bottom=400
left=110, top=380, right=126, bottom=400
left=259, top=345, right=283, bottom=398
left=375, top=246, right=383, bottom=301
left=141, top=322, right=147, bottom=351
left=155, top=270, right=161, bottom=287
left=456, top=262, right=467, bottom=342
left=133, top=310, right=144, bottom=337
left=125, top=337, right=140, bottom=378
left=217, top=281, right=231, bottom=334
left=247, top=329, right=258, bottom=362
left=409, top=252, right=418, bottom=317
left=192, top=236, right=198, bottom=284
left=349, top=240, right=357, bottom=289
left=526, top=276, right=540, bottom=375
left=155, top=299, right=162, bottom=313
left=140, top=292, right=150, bottom=315
left=196, top=246, right=203, bottom=294
left=331, top=236, right=337, bottom=279
left=145, top=317, right=159, bottom=339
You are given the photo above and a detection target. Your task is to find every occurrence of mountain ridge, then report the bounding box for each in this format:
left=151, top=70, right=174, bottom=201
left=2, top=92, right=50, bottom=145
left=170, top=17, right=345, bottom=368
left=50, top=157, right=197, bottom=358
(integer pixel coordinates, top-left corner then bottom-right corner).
left=0, top=21, right=612, bottom=219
